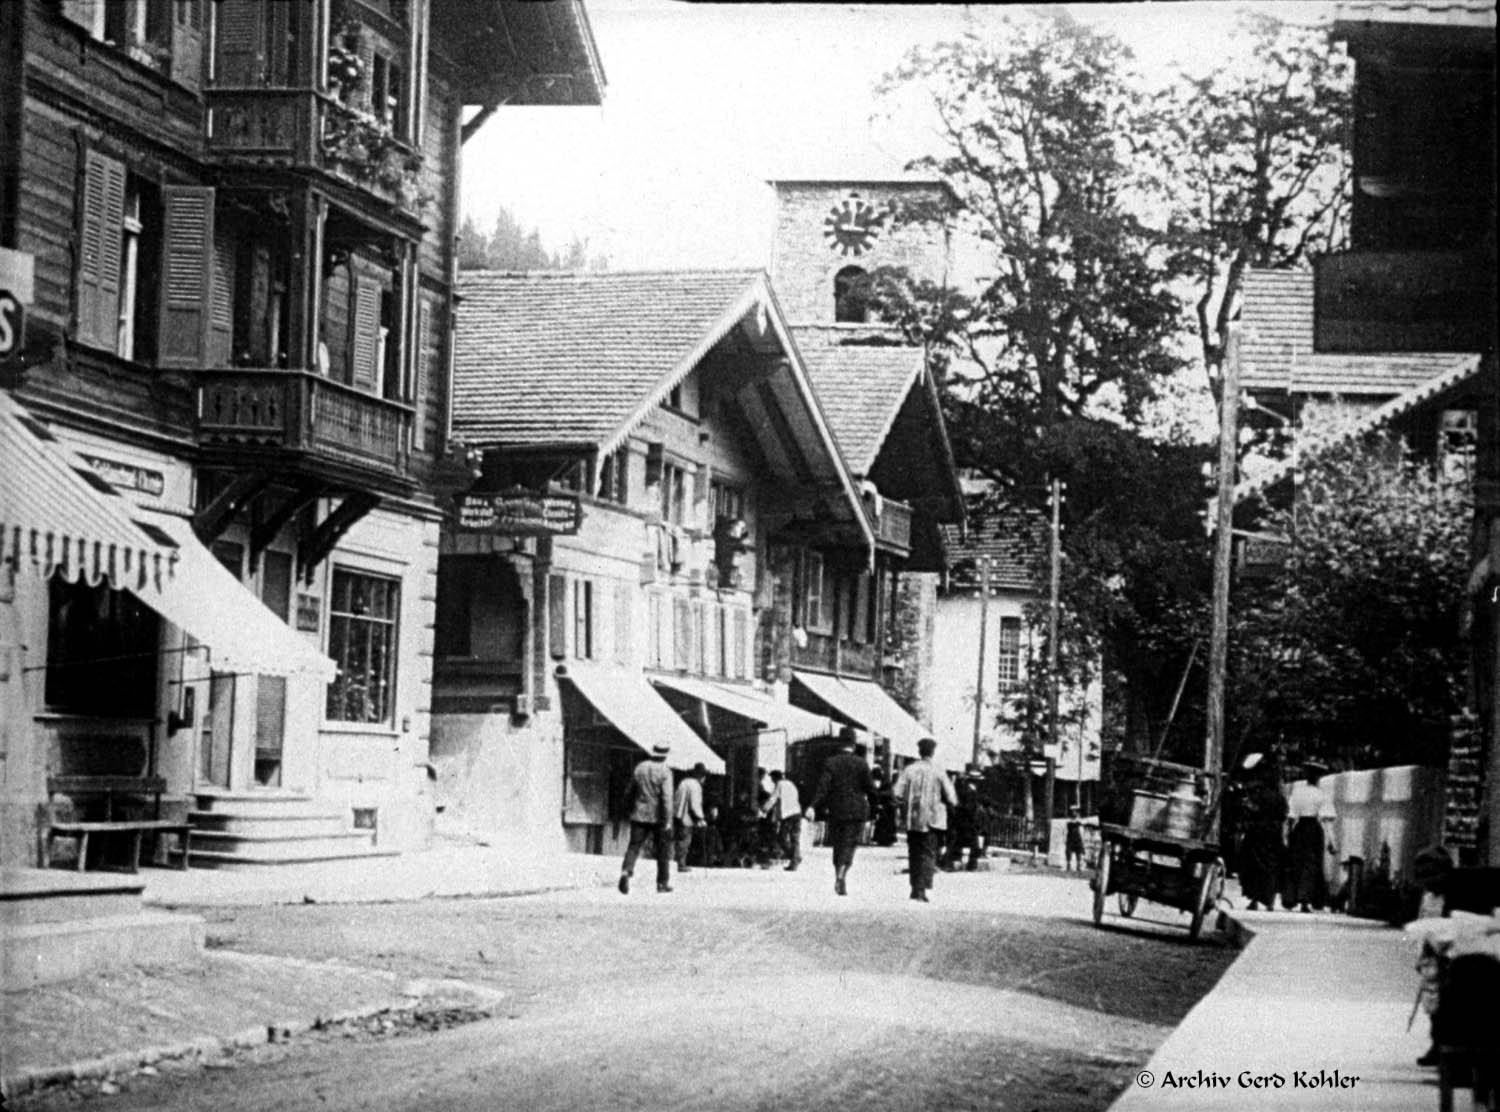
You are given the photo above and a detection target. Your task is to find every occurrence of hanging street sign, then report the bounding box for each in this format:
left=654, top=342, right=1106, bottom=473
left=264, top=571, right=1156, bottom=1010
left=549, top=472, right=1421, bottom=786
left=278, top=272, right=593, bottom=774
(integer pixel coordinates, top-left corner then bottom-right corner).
left=456, top=487, right=583, bottom=536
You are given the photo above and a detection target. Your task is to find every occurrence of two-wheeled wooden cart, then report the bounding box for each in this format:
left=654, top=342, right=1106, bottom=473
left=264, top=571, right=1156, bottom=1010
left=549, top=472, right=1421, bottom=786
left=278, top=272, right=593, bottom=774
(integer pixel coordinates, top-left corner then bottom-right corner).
left=1091, top=755, right=1224, bottom=941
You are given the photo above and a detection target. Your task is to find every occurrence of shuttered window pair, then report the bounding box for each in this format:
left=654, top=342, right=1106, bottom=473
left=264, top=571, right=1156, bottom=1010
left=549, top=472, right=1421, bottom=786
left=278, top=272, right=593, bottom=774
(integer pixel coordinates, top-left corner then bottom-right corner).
left=75, top=150, right=216, bottom=367
left=59, top=0, right=203, bottom=91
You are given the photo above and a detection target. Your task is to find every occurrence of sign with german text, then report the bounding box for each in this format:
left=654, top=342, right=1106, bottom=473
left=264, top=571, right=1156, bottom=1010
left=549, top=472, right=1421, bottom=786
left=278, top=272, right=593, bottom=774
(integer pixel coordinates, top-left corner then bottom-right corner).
left=79, top=453, right=167, bottom=498
left=457, top=489, right=582, bottom=536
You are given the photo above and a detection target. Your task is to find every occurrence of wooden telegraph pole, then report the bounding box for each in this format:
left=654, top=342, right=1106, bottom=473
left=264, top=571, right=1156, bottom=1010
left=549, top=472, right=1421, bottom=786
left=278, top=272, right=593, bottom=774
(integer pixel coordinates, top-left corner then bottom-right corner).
left=1205, top=328, right=1242, bottom=841
left=971, top=557, right=990, bottom=766
left=1044, top=476, right=1061, bottom=847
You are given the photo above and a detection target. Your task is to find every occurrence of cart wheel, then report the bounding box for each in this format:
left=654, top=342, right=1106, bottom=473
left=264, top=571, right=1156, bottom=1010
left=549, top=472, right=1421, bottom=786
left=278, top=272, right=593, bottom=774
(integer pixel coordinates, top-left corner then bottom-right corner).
left=1117, top=892, right=1138, bottom=918
left=1188, top=860, right=1224, bottom=940
left=1092, top=842, right=1113, bottom=926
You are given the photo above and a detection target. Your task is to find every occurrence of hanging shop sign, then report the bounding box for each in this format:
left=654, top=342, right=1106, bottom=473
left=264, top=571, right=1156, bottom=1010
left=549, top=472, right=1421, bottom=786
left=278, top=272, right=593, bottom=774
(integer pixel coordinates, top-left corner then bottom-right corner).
left=456, top=487, right=582, bottom=536
left=79, top=453, right=167, bottom=498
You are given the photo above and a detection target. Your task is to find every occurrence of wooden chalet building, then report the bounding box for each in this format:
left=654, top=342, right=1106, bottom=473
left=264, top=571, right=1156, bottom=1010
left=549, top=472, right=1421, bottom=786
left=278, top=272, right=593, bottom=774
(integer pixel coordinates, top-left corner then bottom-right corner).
left=0, top=0, right=603, bottom=868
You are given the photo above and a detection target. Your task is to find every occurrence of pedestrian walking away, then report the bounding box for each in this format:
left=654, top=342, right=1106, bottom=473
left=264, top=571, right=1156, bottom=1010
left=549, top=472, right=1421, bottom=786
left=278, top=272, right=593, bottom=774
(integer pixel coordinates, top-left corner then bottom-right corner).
left=1064, top=805, right=1086, bottom=873
left=1236, top=753, right=1287, bottom=911
left=893, top=737, right=956, bottom=902
left=805, top=726, right=877, bottom=895
left=943, top=764, right=984, bottom=871
left=674, top=762, right=707, bottom=873
left=620, top=743, right=675, bottom=894
left=763, top=769, right=803, bottom=870
left=1284, top=762, right=1338, bottom=912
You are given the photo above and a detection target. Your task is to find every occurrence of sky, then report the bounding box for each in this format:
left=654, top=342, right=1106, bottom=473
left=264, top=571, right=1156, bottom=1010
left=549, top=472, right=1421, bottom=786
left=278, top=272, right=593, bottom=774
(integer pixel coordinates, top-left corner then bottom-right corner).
left=458, top=1, right=1338, bottom=272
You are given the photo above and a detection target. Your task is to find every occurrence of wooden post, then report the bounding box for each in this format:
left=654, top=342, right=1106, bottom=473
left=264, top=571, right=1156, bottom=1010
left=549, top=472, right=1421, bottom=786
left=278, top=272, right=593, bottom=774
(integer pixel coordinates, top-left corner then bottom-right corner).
left=971, top=557, right=989, bottom=766
left=1205, top=328, right=1242, bottom=840
left=1044, top=476, right=1061, bottom=845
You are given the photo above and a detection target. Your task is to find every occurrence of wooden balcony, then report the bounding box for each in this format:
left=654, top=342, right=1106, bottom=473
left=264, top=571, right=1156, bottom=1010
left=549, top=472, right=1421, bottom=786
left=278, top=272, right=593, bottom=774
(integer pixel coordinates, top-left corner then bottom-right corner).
left=196, top=369, right=412, bottom=491
left=205, top=88, right=426, bottom=216
left=1315, top=250, right=1496, bottom=353
left=872, top=498, right=913, bottom=555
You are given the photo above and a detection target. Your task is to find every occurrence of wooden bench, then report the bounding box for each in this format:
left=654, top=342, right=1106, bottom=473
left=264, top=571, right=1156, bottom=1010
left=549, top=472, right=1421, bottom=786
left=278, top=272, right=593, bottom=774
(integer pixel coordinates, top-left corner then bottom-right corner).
left=42, top=776, right=192, bottom=873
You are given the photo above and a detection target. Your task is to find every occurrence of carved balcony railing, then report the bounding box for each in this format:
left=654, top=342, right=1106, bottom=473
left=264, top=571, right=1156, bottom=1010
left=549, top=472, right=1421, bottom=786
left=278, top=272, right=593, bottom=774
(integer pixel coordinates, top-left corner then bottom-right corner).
left=205, top=88, right=428, bottom=215
left=1315, top=250, right=1497, bottom=354
left=196, top=368, right=411, bottom=486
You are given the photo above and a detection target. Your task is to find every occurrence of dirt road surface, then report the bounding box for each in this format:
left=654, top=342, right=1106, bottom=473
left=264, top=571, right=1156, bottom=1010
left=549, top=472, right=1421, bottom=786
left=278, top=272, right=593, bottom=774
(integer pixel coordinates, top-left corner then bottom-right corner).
left=17, top=853, right=1237, bottom=1112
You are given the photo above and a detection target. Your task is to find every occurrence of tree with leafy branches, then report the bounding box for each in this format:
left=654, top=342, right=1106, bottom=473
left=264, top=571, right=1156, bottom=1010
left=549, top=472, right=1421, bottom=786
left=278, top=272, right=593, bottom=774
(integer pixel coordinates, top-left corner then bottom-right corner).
left=1228, top=433, right=1471, bottom=771
left=1157, top=11, right=1351, bottom=396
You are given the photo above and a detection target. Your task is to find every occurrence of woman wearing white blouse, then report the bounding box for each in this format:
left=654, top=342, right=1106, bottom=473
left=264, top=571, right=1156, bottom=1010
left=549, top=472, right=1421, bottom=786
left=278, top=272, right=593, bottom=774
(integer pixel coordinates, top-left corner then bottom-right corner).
left=1285, top=768, right=1338, bottom=912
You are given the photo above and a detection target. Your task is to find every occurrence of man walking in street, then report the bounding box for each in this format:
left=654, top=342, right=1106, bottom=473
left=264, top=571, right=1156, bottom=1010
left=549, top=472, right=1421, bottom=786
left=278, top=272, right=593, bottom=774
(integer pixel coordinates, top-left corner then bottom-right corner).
left=806, top=726, right=876, bottom=896
left=674, top=762, right=707, bottom=873
left=893, top=737, right=957, bottom=902
left=763, top=768, right=803, bottom=871
left=620, top=743, right=675, bottom=895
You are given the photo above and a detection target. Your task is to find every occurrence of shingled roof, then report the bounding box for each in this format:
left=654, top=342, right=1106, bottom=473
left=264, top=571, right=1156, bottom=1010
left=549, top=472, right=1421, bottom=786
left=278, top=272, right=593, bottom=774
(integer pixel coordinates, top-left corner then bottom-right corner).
left=790, top=326, right=926, bottom=475
left=453, top=269, right=768, bottom=451
left=940, top=499, right=1045, bottom=594
left=1240, top=269, right=1473, bottom=397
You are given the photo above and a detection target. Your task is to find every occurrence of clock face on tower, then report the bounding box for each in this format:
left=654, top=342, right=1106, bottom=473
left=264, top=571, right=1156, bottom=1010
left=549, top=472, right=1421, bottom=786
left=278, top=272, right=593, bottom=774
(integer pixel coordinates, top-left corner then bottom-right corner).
left=822, top=195, right=886, bottom=257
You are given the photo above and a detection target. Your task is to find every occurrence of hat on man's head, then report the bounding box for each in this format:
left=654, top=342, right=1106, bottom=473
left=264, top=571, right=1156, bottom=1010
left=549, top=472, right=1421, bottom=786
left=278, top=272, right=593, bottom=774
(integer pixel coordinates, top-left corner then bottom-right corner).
left=651, top=742, right=671, bottom=758
left=838, top=725, right=859, bottom=746
left=917, top=737, right=937, bottom=757
left=963, top=763, right=981, bottom=777
left=692, top=762, right=707, bottom=776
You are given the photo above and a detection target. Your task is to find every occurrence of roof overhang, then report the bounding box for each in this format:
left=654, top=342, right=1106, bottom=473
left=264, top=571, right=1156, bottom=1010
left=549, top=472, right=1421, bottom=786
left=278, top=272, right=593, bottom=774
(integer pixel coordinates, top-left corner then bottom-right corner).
left=433, top=0, right=606, bottom=107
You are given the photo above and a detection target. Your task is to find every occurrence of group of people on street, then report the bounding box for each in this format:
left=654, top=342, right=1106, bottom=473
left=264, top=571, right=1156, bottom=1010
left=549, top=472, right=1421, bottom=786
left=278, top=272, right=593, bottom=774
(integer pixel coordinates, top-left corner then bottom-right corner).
left=1233, top=754, right=1340, bottom=913
left=617, top=727, right=988, bottom=902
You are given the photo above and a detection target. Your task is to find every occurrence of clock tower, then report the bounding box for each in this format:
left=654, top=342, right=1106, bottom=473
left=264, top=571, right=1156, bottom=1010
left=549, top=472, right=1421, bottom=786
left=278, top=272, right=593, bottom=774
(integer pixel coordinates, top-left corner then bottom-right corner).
left=767, top=178, right=953, bottom=325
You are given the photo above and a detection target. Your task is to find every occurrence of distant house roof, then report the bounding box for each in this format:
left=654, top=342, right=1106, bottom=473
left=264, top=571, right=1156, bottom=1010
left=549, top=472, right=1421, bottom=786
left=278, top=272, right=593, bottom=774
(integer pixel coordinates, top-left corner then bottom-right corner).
left=454, top=269, right=767, bottom=451
left=791, top=327, right=925, bottom=475
left=1333, top=0, right=1497, bottom=30
left=1232, top=352, right=1483, bottom=505
left=1240, top=268, right=1474, bottom=397
left=940, top=499, right=1044, bottom=593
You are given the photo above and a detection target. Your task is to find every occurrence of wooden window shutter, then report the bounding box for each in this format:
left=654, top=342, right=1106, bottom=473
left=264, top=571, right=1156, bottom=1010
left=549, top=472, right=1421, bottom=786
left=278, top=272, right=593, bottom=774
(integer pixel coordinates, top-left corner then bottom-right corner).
left=673, top=597, right=692, bottom=672
left=412, top=301, right=431, bottom=452
left=351, top=276, right=380, bottom=388
left=548, top=574, right=567, bottom=660
left=76, top=150, right=125, bottom=350
left=172, top=1, right=205, bottom=92
left=157, top=185, right=215, bottom=369
left=207, top=226, right=234, bottom=365
left=613, top=583, right=631, bottom=665
left=213, top=0, right=265, bottom=86
left=853, top=573, right=870, bottom=644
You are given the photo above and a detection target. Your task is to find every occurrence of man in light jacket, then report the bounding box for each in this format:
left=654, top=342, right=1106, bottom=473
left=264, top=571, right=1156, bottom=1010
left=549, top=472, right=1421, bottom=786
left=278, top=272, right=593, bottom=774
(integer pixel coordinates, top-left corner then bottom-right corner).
left=673, top=762, right=707, bottom=872
left=893, top=737, right=957, bottom=902
left=619, top=743, right=675, bottom=895
left=763, top=769, right=803, bottom=871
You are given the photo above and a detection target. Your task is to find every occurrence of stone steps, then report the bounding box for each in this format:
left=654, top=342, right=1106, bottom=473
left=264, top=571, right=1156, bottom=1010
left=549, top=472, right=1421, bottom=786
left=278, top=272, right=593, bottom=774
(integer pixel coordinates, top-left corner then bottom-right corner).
left=184, top=790, right=386, bottom=868
left=188, top=810, right=349, bottom=838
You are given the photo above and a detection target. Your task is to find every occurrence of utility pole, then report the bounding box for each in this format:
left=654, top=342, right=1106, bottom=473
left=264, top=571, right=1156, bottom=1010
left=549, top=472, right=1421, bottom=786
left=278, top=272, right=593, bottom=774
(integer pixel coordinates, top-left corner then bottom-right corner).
left=1205, top=327, right=1242, bottom=841
left=1044, top=476, right=1062, bottom=849
left=971, top=557, right=989, bottom=766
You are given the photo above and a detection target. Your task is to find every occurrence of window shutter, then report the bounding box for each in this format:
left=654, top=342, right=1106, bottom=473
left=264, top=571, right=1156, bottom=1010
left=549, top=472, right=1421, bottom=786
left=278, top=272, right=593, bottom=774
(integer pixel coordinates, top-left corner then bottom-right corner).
left=548, top=574, right=567, bottom=660
left=673, top=597, right=692, bottom=672
left=853, top=573, right=870, bottom=644
left=351, top=276, right=380, bottom=388
left=172, top=0, right=205, bottom=92
left=157, top=185, right=215, bottom=368
left=76, top=150, right=125, bottom=350
left=357, top=33, right=376, bottom=114
left=734, top=609, right=749, bottom=680
left=207, top=227, right=234, bottom=365
left=613, top=583, right=631, bottom=665
left=214, top=0, right=265, bottom=86
left=412, top=301, right=431, bottom=452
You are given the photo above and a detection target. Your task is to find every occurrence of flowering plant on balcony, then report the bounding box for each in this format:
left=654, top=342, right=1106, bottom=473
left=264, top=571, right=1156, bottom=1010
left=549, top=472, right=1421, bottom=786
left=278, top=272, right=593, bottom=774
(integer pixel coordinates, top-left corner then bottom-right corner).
left=321, top=103, right=431, bottom=212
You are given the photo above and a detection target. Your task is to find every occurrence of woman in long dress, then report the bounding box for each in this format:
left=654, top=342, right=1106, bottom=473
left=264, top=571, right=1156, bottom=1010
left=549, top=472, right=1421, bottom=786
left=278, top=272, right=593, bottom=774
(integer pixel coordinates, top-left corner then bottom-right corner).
left=1238, top=769, right=1288, bottom=911
left=1284, top=767, right=1337, bottom=912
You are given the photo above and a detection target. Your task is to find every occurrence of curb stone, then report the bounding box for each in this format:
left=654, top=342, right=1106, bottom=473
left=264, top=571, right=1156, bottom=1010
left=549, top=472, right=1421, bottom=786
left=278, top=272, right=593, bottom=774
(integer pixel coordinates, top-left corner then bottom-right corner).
left=0, top=976, right=506, bottom=1101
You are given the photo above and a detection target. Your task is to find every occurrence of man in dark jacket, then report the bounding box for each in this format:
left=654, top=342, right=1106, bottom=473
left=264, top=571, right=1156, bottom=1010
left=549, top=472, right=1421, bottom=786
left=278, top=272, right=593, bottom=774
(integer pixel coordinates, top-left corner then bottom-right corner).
left=805, top=727, right=877, bottom=896
left=619, top=743, right=675, bottom=895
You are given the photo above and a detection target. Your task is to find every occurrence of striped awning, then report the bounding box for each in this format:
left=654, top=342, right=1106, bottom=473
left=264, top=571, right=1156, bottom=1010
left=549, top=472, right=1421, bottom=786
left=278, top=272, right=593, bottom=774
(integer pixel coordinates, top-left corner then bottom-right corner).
left=790, top=670, right=931, bottom=762
left=559, top=665, right=726, bottom=775
left=651, top=674, right=835, bottom=744
left=0, top=391, right=178, bottom=591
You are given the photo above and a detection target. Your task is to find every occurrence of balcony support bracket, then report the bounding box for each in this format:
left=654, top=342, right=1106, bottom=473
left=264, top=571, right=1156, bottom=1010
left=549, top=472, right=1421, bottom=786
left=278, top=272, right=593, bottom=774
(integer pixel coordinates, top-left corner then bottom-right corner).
left=299, top=491, right=381, bottom=583
left=194, top=470, right=274, bottom=544
left=249, top=480, right=327, bottom=572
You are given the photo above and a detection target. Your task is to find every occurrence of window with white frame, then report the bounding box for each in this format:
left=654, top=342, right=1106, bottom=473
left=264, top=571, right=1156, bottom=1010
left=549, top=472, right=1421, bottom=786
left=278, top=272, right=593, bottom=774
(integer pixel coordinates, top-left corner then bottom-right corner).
left=997, top=616, right=1023, bottom=691
left=326, top=569, right=400, bottom=723
left=804, top=552, right=833, bottom=633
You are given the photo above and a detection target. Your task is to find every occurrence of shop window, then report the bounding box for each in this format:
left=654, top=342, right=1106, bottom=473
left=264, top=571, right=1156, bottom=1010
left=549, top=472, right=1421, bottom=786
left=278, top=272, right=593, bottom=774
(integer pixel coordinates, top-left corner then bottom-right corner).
left=834, top=265, right=870, bottom=323
left=45, top=578, right=161, bottom=718
left=326, top=569, right=400, bottom=724
left=997, top=617, right=1022, bottom=691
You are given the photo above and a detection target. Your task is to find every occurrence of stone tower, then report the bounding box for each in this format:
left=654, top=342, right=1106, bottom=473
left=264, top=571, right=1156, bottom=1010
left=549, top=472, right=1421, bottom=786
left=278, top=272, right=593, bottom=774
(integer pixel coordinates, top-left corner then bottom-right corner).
left=767, top=178, right=953, bottom=325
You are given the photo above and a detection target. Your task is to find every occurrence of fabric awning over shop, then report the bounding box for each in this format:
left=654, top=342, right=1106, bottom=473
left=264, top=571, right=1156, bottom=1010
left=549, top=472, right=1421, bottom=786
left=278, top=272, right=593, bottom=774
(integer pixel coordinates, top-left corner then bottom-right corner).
left=791, top=671, right=930, bottom=762
left=560, top=666, right=725, bottom=775
left=651, top=675, right=835, bottom=745
left=136, top=512, right=337, bottom=680
left=0, top=391, right=178, bottom=591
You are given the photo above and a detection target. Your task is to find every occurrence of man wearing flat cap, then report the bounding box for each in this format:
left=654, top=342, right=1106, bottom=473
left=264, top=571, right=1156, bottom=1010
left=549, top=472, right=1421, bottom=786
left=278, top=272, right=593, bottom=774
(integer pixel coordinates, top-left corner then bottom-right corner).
left=619, top=742, right=675, bottom=895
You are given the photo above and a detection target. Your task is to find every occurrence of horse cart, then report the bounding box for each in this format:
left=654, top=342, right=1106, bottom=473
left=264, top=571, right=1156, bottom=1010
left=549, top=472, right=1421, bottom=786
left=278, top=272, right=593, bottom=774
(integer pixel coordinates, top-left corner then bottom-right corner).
left=1091, top=755, right=1224, bottom=940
